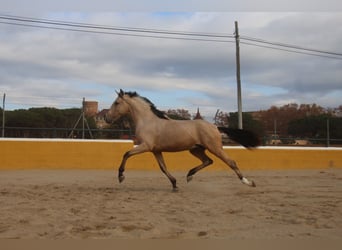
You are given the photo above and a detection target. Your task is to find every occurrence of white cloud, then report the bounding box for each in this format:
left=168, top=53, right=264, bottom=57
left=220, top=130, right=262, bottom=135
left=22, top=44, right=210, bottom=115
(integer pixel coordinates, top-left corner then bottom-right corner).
left=0, top=11, right=341, bottom=116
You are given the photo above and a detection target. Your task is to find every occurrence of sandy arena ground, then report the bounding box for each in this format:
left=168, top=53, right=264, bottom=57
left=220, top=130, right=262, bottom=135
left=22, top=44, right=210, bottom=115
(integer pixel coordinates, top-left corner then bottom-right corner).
left=0, top=169, right=341, bottom=239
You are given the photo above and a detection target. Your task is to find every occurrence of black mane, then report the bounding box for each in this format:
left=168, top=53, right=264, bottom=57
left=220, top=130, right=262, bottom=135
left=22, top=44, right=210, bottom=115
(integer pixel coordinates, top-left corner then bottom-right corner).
left=124, top=91, right=169, bottom=120
left=124, top=91, right=139, bottom=98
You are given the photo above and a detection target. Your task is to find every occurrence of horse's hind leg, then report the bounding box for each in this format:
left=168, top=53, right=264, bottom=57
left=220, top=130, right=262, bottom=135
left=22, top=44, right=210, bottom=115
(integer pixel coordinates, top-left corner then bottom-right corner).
left=209, top=147, right=256, bottom=187
left=153, top=152, right=178, bottom=191
left=187, top=145, right=213, bottom=182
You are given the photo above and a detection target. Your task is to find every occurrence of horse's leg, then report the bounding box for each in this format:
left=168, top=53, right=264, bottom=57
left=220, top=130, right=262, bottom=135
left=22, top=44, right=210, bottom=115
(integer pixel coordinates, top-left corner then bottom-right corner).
left=153, top=152, right=178, bottom=191
left=209, top=147, right=256, bottom=187
left=118, top=143, right=149, bottom=183
left=186, top=145, right=213, bottom=182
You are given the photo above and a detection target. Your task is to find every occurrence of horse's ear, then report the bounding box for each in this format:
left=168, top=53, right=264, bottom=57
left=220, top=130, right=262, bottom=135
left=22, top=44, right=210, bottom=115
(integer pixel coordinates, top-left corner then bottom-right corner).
left=116, top=89, right=124, bottom=98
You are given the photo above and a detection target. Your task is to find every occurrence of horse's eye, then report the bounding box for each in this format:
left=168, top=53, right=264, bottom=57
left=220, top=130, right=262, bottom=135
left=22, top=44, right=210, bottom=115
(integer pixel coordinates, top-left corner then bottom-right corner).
left=114, top=101, right=119, bottom=106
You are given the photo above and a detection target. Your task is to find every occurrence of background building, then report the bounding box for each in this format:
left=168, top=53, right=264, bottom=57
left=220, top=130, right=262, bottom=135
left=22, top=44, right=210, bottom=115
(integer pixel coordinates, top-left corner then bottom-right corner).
left=84, top=101, right=98, bottom=117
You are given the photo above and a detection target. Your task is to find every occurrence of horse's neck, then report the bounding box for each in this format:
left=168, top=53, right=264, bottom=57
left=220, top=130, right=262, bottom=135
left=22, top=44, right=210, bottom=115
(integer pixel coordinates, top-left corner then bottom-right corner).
left=128, top=99, right=156, bottom=126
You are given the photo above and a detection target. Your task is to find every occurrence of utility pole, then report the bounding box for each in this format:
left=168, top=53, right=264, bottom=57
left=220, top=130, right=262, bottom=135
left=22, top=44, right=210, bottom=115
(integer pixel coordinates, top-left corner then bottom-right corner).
left=2, top=93, right=5, bottom=137
left=327, top=118, right=330, bottom=147
left=82, top=97, right=85, bottom=139
left=235, top=21, right=243, bottom=129
left=1, top=93, right=5, bottom=137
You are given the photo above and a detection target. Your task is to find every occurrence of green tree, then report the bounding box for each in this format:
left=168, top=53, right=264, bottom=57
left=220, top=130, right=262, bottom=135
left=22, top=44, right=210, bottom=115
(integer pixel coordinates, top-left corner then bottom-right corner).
left=288, top=115, right=342, bottom=144
left=4, top=107, right=97, bottom=138
left=257, top=103, right=326, bottom=137
left=166, top=109, right=191, bottom=120
left=228, top=112, right=265, bottom=137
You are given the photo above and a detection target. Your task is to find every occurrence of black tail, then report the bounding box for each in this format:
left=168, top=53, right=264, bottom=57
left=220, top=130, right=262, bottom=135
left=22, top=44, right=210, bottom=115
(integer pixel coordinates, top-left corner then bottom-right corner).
left=218, top=127, right=261, bottom=149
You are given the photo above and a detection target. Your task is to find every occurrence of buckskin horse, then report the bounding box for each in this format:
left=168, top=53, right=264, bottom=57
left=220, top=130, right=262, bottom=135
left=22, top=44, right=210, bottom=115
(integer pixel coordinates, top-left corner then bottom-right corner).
left=106, top=89, right=260, bottom=191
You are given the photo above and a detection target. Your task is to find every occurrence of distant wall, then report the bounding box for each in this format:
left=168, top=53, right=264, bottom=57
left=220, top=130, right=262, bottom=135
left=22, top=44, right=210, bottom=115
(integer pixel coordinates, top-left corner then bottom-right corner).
left=0, top=139, right=341, bottom=170
left=0, top=139, right=132, bottom=170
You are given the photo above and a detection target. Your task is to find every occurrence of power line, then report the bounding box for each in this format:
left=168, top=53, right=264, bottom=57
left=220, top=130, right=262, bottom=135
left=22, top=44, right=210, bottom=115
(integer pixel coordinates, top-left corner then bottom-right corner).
left=240, top=35, right=342, bottom=57
left=0, top=14, right=235, bottom=39
left=0, top=20, right=235, bottom=43
left=240, top=41, right=342, bottom=60
left=0, top=14, right=341, bottom=60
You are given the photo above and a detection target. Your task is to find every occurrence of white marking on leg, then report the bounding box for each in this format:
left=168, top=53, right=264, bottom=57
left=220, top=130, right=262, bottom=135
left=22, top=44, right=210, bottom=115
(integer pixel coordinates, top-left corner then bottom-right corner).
left=242, top=177, right=251, bottom=186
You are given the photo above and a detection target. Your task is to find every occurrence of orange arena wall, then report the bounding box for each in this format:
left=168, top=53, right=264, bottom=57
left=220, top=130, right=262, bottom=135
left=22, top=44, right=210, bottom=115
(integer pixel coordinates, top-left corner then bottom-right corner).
left=0, top=139, right=341, bottom=170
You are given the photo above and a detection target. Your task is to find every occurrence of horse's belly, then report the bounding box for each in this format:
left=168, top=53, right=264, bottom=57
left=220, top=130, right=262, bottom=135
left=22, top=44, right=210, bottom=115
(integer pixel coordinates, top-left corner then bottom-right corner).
left=154, top=135, right=198, bottom=152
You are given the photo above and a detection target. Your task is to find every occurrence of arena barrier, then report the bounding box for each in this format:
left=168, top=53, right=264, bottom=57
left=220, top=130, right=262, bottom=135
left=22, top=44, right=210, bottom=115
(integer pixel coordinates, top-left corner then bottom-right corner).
left=0, top=138, right=341, bottom=170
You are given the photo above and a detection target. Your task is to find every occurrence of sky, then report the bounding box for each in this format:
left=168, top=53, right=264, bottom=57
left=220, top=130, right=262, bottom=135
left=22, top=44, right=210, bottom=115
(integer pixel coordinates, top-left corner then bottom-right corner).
left=1, top=1, right=342, bottom=121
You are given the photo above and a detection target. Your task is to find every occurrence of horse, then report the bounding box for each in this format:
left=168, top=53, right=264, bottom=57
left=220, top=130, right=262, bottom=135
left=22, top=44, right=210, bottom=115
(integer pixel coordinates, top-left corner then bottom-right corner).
left=105, top=89, right=260, bottom=191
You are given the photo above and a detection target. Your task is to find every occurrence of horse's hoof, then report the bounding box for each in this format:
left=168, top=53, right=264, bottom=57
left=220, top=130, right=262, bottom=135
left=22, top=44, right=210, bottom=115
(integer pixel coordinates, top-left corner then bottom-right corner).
left=118, top=175, right=125, bottom=183
left=187, top=175, right=193, bottom=183
left=242, top=177, right=256, bottom=187
left=172, top=187, right=179, bottom=192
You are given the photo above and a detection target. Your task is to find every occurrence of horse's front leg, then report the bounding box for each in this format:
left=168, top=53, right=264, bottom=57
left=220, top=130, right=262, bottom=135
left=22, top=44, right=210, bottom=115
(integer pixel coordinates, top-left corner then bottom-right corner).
left=118, top=143, right=149, bottom=183
left=153, top=152, right=178, bottom=192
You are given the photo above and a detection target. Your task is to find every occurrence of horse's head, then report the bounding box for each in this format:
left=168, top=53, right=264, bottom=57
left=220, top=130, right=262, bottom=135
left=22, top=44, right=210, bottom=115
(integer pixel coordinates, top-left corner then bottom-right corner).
left=105, top=89, right=131, bottom=123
